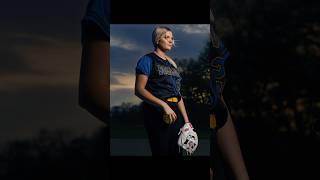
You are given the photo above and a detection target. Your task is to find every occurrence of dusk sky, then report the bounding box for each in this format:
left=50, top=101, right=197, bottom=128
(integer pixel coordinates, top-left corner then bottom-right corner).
left=0, top=0, right=105, bottom=143
left=110, top=24, right=210, bottom=107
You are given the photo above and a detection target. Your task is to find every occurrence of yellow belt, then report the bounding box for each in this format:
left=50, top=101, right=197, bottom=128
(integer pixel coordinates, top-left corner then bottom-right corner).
left=166, top=97, right=178, bottom=102
left=210, top=113, right=217, bottom=129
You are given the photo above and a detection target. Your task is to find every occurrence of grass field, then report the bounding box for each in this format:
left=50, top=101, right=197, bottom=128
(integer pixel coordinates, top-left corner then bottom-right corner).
left=110, top=122, right=210, bottom=139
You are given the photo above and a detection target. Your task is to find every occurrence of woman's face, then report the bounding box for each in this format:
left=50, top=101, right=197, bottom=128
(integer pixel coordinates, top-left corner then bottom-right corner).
left=158, top=31, right=174, bottom=51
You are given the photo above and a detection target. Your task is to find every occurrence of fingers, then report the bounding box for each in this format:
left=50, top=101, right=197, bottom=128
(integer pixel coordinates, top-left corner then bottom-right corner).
left=170, top=112, right=177, bottom=122
left=168, top=113, right=176, bottom=124
left=162, top=104, right=177, bottom=124
left=163, top=112, right=177, bottom=124
left=187, top=122, right=193, bottom=128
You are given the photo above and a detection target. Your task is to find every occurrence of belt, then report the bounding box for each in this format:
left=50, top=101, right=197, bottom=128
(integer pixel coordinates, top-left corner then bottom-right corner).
left=166, top=97, right=179, bottom=102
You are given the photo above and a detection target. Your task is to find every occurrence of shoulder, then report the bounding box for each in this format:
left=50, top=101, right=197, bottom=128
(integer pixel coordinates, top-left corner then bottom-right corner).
left=165, top=55, right=178, bottom=69
left=82, top=0, right=110, bottom=42
left=83, top=0, right=110, bottom=24
left=137, top=53, right=154, bottom=63
left=136, top=54, right=155, bottom=76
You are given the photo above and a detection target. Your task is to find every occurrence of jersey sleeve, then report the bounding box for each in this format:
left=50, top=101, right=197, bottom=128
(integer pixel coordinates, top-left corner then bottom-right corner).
left=135, top=55, right=153, bottom=76
left=81, top=0, right=110, bottom=43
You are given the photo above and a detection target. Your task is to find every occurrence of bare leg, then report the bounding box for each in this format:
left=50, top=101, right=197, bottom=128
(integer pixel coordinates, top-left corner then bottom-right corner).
left=216, top=110, right=250, bottom=180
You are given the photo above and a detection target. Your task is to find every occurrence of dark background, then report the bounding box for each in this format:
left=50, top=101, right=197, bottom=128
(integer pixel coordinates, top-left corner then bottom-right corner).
left=1, top=0, right=320, bottom=179
left=0, top=0, right=108, bottom=179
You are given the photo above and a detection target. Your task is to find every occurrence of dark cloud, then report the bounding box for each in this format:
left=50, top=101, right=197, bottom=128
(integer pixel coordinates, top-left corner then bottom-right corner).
left=0, top=85, right=103, bottom=143
left=111, top=47, right=144, bottom=74
left=111, top=25, right=154, bottom=48
left=110, top=73, right=122, bottom=85
left=0, top=0, right=88, bottom=76
left=0, top=0, right=98, bottom=143
left=0, top=46, right=33, bottom=75
left=0, top=33, right=64, bottom=75
left=0, top=0, right=89, bottom=42
left=110, top=88, right=140, bottom=107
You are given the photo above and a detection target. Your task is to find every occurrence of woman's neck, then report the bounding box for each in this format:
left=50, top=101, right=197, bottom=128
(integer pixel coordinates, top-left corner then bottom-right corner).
left=154, top=49, right=167, bottom=60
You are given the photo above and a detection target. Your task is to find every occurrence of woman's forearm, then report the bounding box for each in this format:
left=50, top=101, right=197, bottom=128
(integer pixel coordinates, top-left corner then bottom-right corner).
left=217, top=97, right=249, bottom=180
left=135, top=87, right=166, bottom=109
left=177, top=98, right=190, bottom=123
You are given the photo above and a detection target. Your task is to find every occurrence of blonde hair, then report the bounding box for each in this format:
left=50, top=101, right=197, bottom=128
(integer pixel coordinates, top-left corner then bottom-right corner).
left=152, top=26, right=175, bottom=48
left=152, top=26, right=177, bottom=69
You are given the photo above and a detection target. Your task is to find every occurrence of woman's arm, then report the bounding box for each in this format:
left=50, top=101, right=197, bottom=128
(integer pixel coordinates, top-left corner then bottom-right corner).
left=216, top=96, right=250, bottom=180
left=78, top=40, right=109, bottom=124
left=177, top=98, right=191, bottom=124
left=135, top=74, right=177, bottom=122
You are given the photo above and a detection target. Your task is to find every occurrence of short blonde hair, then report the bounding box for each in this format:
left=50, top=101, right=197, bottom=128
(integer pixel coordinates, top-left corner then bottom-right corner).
left=152, top=26, right=174, bottom=48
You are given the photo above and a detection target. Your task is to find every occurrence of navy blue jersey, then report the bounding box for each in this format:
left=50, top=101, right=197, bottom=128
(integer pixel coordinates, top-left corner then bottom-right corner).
left=136, top=53, right=182, bottom=101
left=209, top=39, right=230, bottom=108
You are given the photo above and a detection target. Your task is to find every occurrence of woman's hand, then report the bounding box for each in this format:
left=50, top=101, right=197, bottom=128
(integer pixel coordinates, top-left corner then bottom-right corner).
left=162, top=103, right=177, bottom=124
left=185, top=121, right=193, bottom=129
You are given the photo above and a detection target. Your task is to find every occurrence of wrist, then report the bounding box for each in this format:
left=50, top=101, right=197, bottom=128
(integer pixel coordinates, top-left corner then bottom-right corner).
left=185, top=121, right=193, bottom=128
left=160, top=101, right=167, bottom=109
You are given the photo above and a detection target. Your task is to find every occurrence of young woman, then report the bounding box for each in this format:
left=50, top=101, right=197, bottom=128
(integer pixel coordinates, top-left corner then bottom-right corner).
left=135, top=26, right=193, bottom=156
left=209, top=4, right=250, bottom=180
